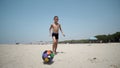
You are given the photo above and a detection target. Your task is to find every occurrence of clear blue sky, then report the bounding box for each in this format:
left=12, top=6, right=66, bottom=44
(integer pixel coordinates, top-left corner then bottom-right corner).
left=0, top=0, right=120, bottom=44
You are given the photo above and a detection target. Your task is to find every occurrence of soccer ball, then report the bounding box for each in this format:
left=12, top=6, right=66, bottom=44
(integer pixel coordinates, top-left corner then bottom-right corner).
left=42, top=50, right=54, bottom=63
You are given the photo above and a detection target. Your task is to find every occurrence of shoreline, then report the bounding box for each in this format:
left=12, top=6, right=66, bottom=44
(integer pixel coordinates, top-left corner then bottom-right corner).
left=0, top=42, right=120, bottom=45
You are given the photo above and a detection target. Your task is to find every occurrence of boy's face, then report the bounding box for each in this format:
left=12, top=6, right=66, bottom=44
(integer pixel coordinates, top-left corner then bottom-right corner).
left=54, top=17, right=59, bottom=23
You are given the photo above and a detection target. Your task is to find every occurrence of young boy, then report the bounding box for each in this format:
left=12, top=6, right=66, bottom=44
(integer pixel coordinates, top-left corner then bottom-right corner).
left=49, top=16, right=65, bottom=54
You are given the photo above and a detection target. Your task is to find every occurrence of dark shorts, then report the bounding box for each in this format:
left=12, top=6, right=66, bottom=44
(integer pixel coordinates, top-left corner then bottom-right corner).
left=52, top=33, right=59, bottom=40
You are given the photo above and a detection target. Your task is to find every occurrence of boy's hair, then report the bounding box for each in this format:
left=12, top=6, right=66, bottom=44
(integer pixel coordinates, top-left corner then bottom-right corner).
left=54, top=16, right=59, bottom=20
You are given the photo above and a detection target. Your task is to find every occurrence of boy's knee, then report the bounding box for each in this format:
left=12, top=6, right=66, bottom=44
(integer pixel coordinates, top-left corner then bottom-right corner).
left=54, top=41, right=57, bottom=44
left=53, top=40, right=57, bottom=44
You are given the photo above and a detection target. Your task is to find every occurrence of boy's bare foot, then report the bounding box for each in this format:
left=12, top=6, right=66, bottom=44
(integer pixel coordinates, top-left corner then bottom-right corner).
left=53, top=51, right=57, bottom=55
left=55, top=51, right=57, bottom=55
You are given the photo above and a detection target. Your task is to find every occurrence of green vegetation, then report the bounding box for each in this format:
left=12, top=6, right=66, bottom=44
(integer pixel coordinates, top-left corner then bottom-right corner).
left=95, top=32, right=120, bottom=43
left=59, top=32, right=120, bottom=43
left=59, top=39, right=89, bottom=44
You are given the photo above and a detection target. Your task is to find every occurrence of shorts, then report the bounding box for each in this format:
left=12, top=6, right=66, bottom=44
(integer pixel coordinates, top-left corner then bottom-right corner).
left=52, top=32, right=59, bottom=40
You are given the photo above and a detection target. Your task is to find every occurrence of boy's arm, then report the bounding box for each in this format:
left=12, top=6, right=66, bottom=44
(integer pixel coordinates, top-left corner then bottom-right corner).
left=49, top=24, right=52, bottom=36
left=59, top=24, right=65, bottom=37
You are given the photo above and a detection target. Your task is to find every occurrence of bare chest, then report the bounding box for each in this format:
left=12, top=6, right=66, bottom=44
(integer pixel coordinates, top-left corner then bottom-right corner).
left=52, top=24, right=60, bottom=29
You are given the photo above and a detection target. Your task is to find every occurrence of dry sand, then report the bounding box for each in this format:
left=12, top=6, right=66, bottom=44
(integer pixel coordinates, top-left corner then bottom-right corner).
left=0, top=43, right=120, bottom=68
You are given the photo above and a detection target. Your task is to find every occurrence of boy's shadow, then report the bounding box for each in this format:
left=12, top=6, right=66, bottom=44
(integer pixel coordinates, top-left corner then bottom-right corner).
left=43, top=61, right=54, bottom=65
left=56, top=51, right=65, bottom=55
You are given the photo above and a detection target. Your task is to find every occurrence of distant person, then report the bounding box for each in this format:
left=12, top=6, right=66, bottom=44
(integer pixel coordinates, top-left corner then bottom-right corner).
left=49, top=16, right=65, bottom=54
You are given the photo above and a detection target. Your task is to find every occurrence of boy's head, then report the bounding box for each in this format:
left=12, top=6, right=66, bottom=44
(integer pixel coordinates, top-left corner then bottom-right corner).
left=54, top=16, right=59, bottom=23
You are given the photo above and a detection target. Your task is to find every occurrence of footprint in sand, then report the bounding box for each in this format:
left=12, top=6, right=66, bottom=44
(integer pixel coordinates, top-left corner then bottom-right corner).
left=88, top=57, right=98, bottom=63
left=109, top=64, right=118, bottom=68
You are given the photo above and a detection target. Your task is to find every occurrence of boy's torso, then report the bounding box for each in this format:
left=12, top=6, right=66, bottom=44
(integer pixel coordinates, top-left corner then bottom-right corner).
left=52, top=23, right=60, bottom=33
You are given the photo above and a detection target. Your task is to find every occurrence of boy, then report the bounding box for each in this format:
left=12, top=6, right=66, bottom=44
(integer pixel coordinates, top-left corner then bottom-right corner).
left=49, top=16, right=65, bottom=54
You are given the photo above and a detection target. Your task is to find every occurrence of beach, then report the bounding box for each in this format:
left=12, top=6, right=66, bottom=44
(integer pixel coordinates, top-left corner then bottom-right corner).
left=0, top=43, right=120, bottom=68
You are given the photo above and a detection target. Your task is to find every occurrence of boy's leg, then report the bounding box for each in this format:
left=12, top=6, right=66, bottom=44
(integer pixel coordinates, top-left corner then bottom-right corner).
left=54, top=39, right=58, bottom=53
left=52, top=37, right=56, bottom=53
left=52, top=44, right=55, bottom=53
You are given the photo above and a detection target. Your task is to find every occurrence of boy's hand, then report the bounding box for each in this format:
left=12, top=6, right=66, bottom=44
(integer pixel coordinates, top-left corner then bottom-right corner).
left=63, top=33, right=65, bottom=37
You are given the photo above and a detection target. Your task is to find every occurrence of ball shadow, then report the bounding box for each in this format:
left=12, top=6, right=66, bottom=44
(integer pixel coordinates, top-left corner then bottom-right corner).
left=43, top=61, right=54, bottom=65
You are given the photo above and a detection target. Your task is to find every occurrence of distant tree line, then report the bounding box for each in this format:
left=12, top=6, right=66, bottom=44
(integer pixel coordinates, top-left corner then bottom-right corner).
left=95, top=32, right=120, bottom=43
left=59, top=32, right=120, bottom=44
left=59, top=39, right=89, bottom=44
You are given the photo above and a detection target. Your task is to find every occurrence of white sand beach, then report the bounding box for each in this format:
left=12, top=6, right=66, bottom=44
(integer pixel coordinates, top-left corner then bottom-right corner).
left=0, top=43, right=120, bottom=68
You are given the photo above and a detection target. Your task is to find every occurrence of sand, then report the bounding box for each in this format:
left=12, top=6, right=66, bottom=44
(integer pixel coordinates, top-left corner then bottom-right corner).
left=0, top=43, right=120, bottom=68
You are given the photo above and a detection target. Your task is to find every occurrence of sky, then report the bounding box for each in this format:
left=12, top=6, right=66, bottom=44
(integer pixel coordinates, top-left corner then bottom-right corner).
left=0, top=0, right=120, bottom=44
